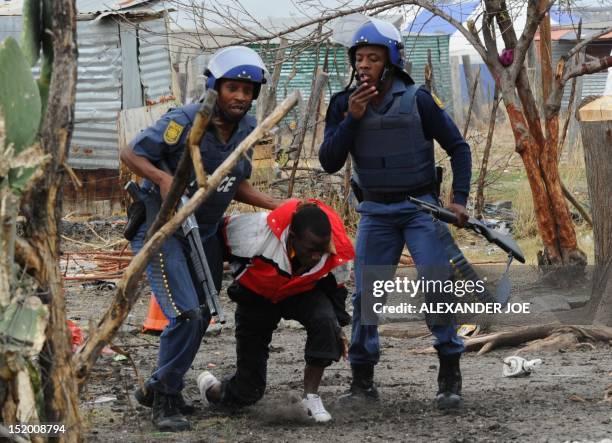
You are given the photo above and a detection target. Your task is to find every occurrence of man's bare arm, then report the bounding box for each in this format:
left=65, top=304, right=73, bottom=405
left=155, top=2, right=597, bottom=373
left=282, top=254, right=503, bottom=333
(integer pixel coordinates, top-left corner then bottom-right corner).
left=234, top=180, right=282, bottom=210
left=119, top=147, right=173, bottom=198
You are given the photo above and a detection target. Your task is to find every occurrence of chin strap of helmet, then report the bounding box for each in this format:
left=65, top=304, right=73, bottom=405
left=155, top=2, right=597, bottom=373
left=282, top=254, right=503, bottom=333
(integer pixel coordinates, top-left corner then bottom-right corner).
left=379, top=65, right=391, bottom=85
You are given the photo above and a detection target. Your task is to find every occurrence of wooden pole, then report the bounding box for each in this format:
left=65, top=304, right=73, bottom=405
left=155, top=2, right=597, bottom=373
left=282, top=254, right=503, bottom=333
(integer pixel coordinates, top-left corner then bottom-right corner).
left=558, top=20, right=582, bottom=160
left=425, top=48, right=435, bottom=93
left=450, top=56, right=463, bottom=126
left=577, top=96, right=612, bottom=325
left=287, top=72, right=328, bottom=197
left=462, top=55, right=481, bottom=121
left=257, top=38, right=288, bottom=123
left=475, top=88, right=501, bottom=218
left=462, top=66, right=481, bottom=138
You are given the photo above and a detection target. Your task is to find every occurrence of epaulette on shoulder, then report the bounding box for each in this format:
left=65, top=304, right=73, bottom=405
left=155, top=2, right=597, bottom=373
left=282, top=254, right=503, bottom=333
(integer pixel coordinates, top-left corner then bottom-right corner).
left=179, top=103, right=201, bottom=123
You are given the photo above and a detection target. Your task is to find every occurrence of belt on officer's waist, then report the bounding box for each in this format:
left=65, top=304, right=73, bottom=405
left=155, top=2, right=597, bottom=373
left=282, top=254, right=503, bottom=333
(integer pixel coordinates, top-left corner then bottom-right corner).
left=361, top=182, right=436, bottom=204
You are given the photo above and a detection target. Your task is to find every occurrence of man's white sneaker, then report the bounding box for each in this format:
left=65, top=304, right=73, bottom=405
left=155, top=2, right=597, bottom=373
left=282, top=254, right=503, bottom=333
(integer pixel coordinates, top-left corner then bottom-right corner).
left=197, top=371, right=219, bottom=405
left=301, top=394, right=332, bottom=423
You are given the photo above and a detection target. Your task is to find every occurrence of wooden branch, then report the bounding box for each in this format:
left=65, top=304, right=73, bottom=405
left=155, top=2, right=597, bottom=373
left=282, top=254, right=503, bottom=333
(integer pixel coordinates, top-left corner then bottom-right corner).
left=475, top=89, right=501, bottom=218
left=480, top=7, right=498, bottom=58
left=145, top=89, right=217, bottom=240
left=557, top=22, right=582, bottom=159
left=463, top=324, right=612, bottom=354
left=561, top=182, right=592, bottom=227
left=204, top=0, right=405, bottom=46
left=563, top=55, right=612, bottom=83
left=73, top=91, right=301, bottom=387
left=187, top=91, right=217, bottom=187
left=511, top=0, right=555, bottom=81
left=287, top=72, right=327, bottom=197
left=462, top=66, right=480, bottom=138
left=62, top=160, right=82, bottom=189
left=424, top=48, right=434, bottom=92
left=566, top=24, right=612, bottom=60
left=196, top=0, right=489, bottom=64
left=257, top=38, right=287, bottom=123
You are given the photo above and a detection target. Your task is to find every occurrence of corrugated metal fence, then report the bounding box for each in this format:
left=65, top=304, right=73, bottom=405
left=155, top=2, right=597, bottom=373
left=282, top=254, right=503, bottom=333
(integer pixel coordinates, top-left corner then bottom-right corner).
left=248, top=35, right=452, bottom=117
left=0, top=15, right=173, bottom=170
left=404, top=34, right=453, bottom=114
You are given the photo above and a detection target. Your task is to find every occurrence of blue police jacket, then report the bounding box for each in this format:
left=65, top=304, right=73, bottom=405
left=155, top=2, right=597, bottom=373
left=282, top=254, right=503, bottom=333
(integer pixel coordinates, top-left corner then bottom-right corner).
left=130, top=104, right=255, bottom=238
left=319, top=77, right=472, bottom=206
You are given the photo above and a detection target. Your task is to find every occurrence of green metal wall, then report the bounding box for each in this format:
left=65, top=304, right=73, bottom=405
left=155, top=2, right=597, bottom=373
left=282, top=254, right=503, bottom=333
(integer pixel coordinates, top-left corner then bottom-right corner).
left=404, top=34, right=453, bottom=114
left=249, top=34, right=451, bottom=117
left=249, top=43, right=350, bottom=110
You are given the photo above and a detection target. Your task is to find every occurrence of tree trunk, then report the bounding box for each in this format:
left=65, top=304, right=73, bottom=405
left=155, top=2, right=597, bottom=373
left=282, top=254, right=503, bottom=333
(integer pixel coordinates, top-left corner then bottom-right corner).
left=19, top=1, right=81, bottom=441
left=499, top=67, right=586, bottom=272
left=577, top=96, right=612, bottom=325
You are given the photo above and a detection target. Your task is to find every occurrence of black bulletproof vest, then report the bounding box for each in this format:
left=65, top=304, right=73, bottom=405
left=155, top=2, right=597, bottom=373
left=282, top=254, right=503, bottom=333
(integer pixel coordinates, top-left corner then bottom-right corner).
left=352, top=84, right=436, bottom=192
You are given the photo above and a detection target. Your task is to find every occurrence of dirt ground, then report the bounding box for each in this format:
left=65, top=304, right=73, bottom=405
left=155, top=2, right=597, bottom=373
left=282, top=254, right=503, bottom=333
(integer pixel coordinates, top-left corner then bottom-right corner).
left=64, top=256, right=612, bottom=443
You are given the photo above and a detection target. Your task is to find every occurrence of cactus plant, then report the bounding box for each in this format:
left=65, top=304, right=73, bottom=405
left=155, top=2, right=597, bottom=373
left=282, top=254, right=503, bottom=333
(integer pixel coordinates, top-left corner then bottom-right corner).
left=20, top=0, right=42, bottom=67
left=0, top=37, right=42, bottom=156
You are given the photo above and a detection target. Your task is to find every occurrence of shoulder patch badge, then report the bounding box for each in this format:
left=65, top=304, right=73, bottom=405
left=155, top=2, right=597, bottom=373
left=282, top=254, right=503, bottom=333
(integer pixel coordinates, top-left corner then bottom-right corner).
left=163, top=120, right=184, bottom=145
left=432, top=93, right=445, bottom=110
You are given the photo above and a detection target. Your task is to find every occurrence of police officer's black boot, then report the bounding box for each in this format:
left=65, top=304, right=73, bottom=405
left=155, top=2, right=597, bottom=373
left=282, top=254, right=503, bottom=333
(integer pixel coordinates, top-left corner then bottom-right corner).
left=339, top=364, right=380, bottom=402
left=151, top=390, right=191, bottom=432
left=435, top=352, right=463, bottom=410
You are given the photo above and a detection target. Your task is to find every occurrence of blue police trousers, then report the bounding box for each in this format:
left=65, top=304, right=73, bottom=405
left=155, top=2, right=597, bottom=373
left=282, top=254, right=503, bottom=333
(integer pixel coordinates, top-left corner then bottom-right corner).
left=349, top=195, right=466, bottom=366
left=131, top=224, right=222, bottom=395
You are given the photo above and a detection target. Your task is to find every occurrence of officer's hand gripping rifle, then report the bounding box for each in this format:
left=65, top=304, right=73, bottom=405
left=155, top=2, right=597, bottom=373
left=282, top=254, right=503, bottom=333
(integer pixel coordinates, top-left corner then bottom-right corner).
left=408, top=196, right=525, bottom=306
left=408, top=196, right=525, bottom=264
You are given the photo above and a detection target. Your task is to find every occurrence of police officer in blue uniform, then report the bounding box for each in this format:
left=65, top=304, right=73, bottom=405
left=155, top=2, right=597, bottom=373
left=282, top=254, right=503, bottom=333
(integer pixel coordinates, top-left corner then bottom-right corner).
left=319, top=18, right=471, bottom=409
left=120, top=46, right=281, bottom=431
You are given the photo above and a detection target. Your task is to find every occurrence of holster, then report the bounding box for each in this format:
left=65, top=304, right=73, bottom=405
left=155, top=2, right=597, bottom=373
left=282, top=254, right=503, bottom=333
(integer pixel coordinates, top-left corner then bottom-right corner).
left=435, top=166, right=444, bottom=198
left=350, top=179, right=364, bottom=203
left=124, top=201, right=145, bottom=241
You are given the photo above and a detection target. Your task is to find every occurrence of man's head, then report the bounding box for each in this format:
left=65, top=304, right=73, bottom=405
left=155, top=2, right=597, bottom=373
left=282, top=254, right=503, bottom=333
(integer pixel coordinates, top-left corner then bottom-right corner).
left=205, top=46, right=268, bottom=121
left=288, top=204, right=332, bottom=271
left=354, top=45, right=388, bottom=87
left=348, top=18, right=411, bottom=87
left=216, top=79, right=254, bottom=121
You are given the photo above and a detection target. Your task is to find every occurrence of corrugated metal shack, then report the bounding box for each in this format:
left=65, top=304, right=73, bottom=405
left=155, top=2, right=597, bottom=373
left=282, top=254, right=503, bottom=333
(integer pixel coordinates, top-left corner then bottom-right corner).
left=537, top=26, right=612, bottom=107
left=0, top=0, right=176, bottom=211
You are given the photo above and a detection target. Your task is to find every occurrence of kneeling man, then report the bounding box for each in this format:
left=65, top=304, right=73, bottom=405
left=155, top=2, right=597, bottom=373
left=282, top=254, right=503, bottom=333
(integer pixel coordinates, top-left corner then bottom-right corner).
left=198, top=199, right=354, bottom=422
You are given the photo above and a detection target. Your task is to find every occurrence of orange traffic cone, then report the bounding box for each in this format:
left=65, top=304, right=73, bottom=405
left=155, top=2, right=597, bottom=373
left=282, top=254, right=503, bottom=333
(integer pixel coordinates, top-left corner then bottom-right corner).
left=142, top=294, right=169, bottom=333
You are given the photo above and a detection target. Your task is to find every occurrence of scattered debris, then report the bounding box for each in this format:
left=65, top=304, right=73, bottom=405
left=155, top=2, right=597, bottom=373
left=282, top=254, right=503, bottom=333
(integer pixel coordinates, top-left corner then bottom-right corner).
left=568, top=394, right=588, bottom=403
left=82, top=280, right=117, bottom=291
left=86, top=395, right=117, bottom=405
left=67, top=319, right=84, bottom=352
left=502, top=356, right=542, bottom=377
left=457, top=324, right=481, bottom=338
